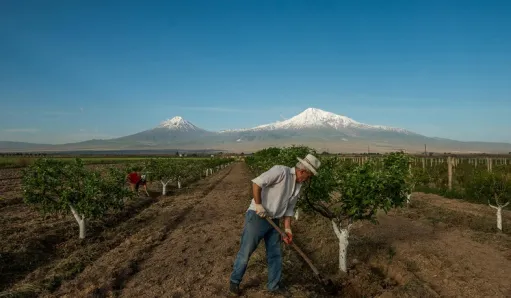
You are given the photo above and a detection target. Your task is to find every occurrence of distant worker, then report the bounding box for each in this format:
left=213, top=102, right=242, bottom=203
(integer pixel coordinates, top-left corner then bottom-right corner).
left=127, top=171, right=149, bottom=196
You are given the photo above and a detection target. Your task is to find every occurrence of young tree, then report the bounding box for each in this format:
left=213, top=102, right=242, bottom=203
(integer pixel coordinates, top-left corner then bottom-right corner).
left=146, top=158, right=179, bottom=195
left=468, top=171, right=511, bottom=231
left=21, top=158, right=133, bottom=239
left=301, top=152, right=411, bottom=272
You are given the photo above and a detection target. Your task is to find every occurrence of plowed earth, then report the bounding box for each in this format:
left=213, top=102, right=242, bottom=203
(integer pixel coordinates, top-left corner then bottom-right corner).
left=1, top=163, right=511, bottom=297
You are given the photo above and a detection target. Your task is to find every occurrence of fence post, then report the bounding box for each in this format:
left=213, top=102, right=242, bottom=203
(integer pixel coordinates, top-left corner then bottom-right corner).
left=447, top=156, right=452, bottom=190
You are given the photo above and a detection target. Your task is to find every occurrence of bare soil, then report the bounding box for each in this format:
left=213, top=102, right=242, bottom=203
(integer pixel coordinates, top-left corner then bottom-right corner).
left=1, top=163, right=511, bottom=297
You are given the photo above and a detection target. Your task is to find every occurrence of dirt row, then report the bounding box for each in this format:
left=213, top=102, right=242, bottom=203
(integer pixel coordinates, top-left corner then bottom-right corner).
left=0, top=164, right=233, bottom=297
left=3, top=162, right=511, bottom=297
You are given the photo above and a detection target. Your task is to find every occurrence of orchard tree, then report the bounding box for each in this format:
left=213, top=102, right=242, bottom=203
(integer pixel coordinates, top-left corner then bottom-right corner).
left=21, top=158, right=133, bottom=239
left=301, top=152, right=411, bottom=272
left=146, top=158, right=180, bottom=195
left=468, top=171, right=511, bottom=231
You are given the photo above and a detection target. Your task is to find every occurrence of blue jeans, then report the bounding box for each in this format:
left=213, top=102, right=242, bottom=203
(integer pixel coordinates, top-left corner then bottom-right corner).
left=230, top=210, right=282, bottom=291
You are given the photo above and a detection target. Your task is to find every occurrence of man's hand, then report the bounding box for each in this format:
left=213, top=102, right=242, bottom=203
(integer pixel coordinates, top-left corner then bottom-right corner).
left=283, top=228, right=293, bottom=245
left=255, top=203, right=267, bottom=218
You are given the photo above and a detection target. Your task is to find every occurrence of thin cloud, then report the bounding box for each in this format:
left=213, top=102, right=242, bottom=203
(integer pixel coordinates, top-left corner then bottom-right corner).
left=4, top=128, right=39, bottom=133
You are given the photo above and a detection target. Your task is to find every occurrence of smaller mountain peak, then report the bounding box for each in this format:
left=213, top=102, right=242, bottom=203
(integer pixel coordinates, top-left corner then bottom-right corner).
left=170, top=116, right=184, bottom=122
left=158, top=116, right=199, bottom=131
left=298, top=107, right=341, bottom=118
left=302, top=107, right=326, bottom=113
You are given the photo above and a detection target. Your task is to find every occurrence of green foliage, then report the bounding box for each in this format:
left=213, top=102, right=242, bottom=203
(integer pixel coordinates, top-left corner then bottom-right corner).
left=304, top=152, right=411, bottom=223
left=145, top=158, right=179, bottom=182
left=465, top=171, right=511, bottom=207
left=21, top=158, right=134, bottom=219
left=409, top=157, right=511, bottom=206
left=246, top=145, right=316, bottom=176
left=144, top=157, right=234, bottom=185
left=245, top=147, right=412, bottom=225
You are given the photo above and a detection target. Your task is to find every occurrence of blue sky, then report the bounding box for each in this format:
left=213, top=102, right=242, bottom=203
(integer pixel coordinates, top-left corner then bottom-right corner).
left=1, top=0, right=510, bottom=144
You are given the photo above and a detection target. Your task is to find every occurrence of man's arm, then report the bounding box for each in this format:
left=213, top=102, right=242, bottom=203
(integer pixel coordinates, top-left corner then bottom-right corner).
left=251, top=166, right=285, bottom=217
left=252, top=183, right=263, bottom=204
left=282, top=194, right=299, bottom=243
left=283, top=216, right=292, bottom=230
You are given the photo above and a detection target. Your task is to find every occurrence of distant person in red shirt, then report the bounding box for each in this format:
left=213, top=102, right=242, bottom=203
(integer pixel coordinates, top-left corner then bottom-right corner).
left=127, top=172, right=149, bottom=196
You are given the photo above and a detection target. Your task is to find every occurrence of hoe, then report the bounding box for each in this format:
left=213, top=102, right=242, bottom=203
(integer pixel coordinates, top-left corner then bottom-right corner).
left=266, top=217, right=338, bottom=295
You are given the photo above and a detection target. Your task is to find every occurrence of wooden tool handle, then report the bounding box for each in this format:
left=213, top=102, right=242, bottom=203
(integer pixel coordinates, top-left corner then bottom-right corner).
left=265, top=217, right=322, bottom=276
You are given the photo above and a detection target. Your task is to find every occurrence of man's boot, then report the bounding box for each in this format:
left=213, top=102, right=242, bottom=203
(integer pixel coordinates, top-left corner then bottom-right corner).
left=229, top=282, right=240, bottom=296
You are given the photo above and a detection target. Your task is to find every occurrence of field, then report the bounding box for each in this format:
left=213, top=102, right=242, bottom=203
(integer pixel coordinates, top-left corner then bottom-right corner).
left=0, top=155, right=215, bottom=169
left=1, top=155, right=511, bottom=297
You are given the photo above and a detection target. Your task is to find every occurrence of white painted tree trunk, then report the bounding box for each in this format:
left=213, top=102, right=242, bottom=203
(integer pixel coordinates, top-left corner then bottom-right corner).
left=177, top=178, right=181, bottom=189
left=497, top=207, right=502, bottom=231
left=205, top=169, right=209, bottom=177
left=406, top=193, right=412, bottom=205
left=70, top=204, right=86, bottom=239
left=294, top=208, right=300, bottom=221
left=489, top=202, right=509, bottom=231
left=161, top=180, right=171, bottom=195
left=332, top=220, right=351, bottom=273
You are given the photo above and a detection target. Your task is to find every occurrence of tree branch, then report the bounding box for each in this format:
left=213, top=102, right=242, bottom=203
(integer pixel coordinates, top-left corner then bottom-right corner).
left=303, top=192, right=335, bottom=219
left=488, top=199, right=498, bottom=210
left=69, top=203, right=83, bottom=223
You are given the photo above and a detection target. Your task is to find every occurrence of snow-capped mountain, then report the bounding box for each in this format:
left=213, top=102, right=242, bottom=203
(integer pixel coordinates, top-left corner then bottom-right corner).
left=6, top=107, right=511, bottom=153
left=113, top=115, right=214, bottom=146
left=157, top=116, right=204, bottom=132
left=115, top=107, right=421, bottom=146
left=221, top=107, right=416, bottom=135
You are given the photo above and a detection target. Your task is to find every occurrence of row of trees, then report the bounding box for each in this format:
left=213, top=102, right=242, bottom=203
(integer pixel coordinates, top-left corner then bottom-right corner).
left=245, top=146, right=412, bottom=272
left=138, top=157, right=234, bottom=195
left=410, top=160, right=511, bottom=231
left=247, top=147, right=511, bottom=272
left=21, top=157, right=234, bottom=239
left=304, top=153, right=511, bottom=233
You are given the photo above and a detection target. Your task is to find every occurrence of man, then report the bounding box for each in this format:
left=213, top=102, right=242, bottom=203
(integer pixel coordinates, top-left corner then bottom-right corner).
left=127, top=172, right=149, bottom=196
left=229, top=154, right=321, bottom=296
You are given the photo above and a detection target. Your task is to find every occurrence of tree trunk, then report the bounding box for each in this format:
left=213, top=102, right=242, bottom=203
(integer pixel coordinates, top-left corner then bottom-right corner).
left=497, top=207, right=502, bottom=231
left=178, top=179, right=181, bottom=189
left=161, top=180, right=171, bottom=195
left=70, top=204, right=86, bottom=239
left=407, top=193, right=412, bottom=205
left=294, top=208, right=300, bottom=221
left=332, top=220, right=350, bottom=273
left=489, top=202, right=509, bottom=231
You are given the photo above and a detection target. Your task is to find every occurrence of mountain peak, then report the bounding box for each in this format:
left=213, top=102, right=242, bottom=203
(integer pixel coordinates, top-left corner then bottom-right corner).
left=157, top=116, right=202, bottom=131
left=170, top=116, right=184, bottom=122
left=223, top=107, right=416, bottom=135
left=249, top=107, right=359, bottom=131
left=292, top=107, right=358, bottom=125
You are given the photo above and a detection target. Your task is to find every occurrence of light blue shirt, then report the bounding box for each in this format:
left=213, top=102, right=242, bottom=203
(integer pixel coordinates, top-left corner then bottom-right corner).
left=248, top=165, right=302, bottom=218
